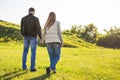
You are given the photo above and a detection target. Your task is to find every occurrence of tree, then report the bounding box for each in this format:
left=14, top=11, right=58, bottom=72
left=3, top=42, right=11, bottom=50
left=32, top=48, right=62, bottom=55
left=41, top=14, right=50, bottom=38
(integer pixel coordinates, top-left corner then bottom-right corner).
left=70, top=25, right=77, bottom=33
left=81, top=23, right=98, bottom=43
left=76, top=25, right=82, bottom=34
left=97, top=26, right=120, bottom=48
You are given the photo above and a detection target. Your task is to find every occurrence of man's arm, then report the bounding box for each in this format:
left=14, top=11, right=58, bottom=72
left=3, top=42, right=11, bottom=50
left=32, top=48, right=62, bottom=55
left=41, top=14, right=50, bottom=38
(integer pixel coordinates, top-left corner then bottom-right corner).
left=36, top=18, right=42, bottom=39
left=20, top=18, right=24, bottom=36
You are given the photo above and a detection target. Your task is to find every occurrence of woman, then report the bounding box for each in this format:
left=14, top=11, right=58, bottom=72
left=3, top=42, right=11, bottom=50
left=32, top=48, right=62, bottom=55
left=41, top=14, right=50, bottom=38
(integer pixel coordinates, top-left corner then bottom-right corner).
left=41, top=12, right=63, bottom=74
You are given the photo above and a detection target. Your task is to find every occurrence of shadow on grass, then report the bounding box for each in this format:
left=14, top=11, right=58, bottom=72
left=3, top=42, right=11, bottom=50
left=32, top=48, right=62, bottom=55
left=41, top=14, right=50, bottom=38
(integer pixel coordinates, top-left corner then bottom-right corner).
left=30, top=73, right=54, bottom=80
left=0, top=69, right=27, bottom=80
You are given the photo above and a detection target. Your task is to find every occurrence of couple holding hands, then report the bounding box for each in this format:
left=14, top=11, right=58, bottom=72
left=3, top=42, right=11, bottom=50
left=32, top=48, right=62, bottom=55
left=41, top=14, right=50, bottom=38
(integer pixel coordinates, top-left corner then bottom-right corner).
left=20, top=7, right=63, bottom=74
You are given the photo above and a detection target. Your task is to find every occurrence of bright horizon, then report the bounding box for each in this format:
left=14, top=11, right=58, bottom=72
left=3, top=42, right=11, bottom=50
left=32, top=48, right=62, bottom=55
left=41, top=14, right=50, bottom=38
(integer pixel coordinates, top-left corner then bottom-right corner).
left=0, top=0, right=120, bottom=33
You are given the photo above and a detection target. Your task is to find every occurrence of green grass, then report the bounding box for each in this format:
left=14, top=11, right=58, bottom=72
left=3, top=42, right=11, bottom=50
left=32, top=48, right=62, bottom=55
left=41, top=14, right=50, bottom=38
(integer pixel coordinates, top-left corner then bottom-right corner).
left=0, top=42, right=120, bottom=80
left=0, top=21, right=20, bottom=29
left=63, top=34, right=97, bottom=48
left=0, top=20, right=120, bottom=80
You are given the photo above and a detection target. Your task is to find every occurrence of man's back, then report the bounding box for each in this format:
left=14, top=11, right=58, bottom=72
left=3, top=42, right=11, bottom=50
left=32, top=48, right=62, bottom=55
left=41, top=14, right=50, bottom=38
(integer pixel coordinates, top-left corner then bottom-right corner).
left=21, top=14, right=41, bottom=38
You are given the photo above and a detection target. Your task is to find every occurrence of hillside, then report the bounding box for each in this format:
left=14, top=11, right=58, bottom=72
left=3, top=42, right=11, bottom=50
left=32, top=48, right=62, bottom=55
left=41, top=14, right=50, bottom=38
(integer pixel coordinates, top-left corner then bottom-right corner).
left=0, top=20, right=97, bottom=48
left=63, top=34, right=97, bottom=48
left=0, top=20, right=22, bottom=42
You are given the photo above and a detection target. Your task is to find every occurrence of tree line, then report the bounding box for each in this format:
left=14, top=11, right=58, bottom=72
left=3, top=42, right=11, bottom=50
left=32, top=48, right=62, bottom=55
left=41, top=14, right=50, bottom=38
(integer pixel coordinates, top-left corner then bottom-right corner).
left=63, top=24, right=120, bottom=49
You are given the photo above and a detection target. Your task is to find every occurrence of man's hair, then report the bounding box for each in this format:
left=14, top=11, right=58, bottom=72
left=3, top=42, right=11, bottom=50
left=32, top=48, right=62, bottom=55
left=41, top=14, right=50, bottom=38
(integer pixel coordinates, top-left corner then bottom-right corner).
left=29, top=7, right=35, bottom=12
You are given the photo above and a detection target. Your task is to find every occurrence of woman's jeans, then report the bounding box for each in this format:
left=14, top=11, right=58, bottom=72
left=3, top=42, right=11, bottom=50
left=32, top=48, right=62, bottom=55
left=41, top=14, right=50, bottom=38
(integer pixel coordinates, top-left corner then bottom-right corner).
left=22, top=36, right=37, bottom=70
left=46, top=43, right=61, bottom=70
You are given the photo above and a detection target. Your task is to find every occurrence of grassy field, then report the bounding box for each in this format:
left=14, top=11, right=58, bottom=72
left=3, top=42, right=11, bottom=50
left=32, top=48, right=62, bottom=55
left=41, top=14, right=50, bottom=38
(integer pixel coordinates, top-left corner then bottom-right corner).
left=0, top=42, right=120, bottom=80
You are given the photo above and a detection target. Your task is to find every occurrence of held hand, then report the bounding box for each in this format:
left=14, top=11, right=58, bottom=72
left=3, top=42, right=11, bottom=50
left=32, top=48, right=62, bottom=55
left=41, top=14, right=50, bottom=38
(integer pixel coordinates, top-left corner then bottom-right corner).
left=61, top=42, right=64, bottom=47
left=40, top=40, right=44, bottom=44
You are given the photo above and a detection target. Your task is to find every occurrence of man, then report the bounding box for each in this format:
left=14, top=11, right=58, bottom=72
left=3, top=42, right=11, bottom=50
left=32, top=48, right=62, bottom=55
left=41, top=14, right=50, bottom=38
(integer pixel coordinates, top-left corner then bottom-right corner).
left=20, top=7, right=42, bottom=72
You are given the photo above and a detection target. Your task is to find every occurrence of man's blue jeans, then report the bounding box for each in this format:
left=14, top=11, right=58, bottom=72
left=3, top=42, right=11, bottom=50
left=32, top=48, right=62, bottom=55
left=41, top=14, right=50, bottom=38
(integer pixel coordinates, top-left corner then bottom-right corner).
left=46, top=43, right=61, bottom=70
left=22, top=36, right=37, bottom=70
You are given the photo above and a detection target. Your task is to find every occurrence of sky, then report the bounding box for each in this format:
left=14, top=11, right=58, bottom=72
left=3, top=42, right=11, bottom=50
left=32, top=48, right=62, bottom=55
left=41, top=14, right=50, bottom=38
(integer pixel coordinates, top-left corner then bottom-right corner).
left=0, top=0, right=120, bottom=33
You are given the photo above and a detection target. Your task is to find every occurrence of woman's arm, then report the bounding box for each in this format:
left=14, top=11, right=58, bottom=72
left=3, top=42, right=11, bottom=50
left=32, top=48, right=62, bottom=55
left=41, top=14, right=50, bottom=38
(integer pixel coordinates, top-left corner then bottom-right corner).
left=57, top=23, right=63, bottom=46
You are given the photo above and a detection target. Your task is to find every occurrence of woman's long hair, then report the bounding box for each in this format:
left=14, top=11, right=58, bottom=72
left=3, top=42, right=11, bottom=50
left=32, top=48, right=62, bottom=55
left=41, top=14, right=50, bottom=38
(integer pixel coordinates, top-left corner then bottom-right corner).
left=45, top=12, right=56, bottom=29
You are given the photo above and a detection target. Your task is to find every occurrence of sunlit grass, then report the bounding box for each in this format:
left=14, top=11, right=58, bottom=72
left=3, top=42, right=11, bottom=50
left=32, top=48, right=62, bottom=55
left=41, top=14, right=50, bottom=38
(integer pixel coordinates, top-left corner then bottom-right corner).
left=63, top=34, right=97, bottom=48
left=0, top=43, right=120, bottom=80
left=0, top=21, right=20, bottom=29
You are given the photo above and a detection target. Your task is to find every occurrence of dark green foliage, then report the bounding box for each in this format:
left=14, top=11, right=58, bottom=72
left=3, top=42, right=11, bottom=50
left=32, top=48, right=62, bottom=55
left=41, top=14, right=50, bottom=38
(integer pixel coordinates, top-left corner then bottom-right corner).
left=0, top=25, right=23, bottom=42
left=97, top=35, right=120, bottom=48
left=97, top=27, right=120, bottom=48
left=68, top=24, right=98, bottom=43
left=81, top=24, right=98, bottom=43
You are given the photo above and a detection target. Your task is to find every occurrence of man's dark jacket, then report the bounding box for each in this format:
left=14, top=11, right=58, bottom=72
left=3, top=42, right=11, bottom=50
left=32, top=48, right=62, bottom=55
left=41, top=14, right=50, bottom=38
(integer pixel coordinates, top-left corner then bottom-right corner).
left=21, top=14, right=42, bottom=39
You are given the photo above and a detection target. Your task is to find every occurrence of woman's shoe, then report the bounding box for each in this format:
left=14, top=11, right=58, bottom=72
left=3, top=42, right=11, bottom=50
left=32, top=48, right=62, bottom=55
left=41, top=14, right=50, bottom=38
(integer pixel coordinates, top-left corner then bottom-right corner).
left=46, top=67, right=50, bottom=74
left=51, top=68, right=56, bottom=73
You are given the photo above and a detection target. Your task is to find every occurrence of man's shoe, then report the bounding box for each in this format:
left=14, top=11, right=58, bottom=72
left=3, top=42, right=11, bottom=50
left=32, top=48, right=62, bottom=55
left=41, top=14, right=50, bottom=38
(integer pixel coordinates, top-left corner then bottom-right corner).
left=30, top=69, right=36, bottom=72
left=46, top=67, right=50, bottom=74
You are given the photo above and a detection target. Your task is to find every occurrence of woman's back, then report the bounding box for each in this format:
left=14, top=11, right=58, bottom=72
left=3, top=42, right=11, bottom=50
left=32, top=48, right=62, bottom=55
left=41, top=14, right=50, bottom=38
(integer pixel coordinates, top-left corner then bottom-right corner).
left=45, top=21, right=61, bottom=43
